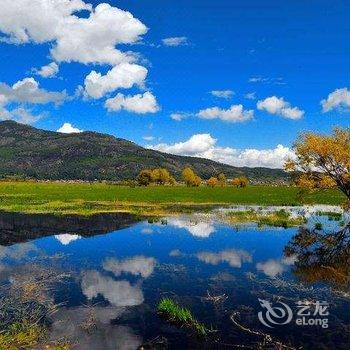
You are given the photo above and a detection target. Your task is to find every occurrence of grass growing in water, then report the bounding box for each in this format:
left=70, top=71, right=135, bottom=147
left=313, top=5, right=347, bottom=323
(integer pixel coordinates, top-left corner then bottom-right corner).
left=0, top=322, right=43, bottom=350
left=157, top=298, right=210, bottom=337
left=225, top=209, right=306, bottom=228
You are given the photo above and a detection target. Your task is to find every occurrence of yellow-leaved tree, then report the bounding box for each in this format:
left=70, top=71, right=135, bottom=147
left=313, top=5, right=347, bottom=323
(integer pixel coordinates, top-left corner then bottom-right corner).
left=151, top=168, right=172, bottom=185
left=231, top=176, right=249, bottom=188
left=182, top=167, right=201, bottom=187
left=285, top=128, right=350, bottom=206
left=207, top=176, right=219, bottom=187
left=217, top=173, right=227, bottom=187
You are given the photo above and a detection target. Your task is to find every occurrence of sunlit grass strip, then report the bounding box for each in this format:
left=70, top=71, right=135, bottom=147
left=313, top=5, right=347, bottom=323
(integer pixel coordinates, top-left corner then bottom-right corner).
left=157, top=298, right=210, bottom=336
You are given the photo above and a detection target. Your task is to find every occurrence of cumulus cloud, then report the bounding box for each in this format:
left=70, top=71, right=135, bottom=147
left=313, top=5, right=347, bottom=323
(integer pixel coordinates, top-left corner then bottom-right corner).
left=0, top=1, right=147, bottom=66
left=54, top=234, right=82, bottom=245
left=105, top=92, right=159, bottom=114
left=0, top=78, right=66, bottom=105
left=81, top=270, right=144, bottom=307
left=168, top=218, right=216, bottom=238
left=197, top=104, right=253, bottom=123
left=0, top=106, right=45, bottom=124
left=0, top=1, right=159, bottom=114
left=50, top=307, right=142, bottom=350
left=256, top=259, right=285, bottom=278
left=321, top=88, right=350, bottom=112
left=210, top=90, right=234, bottom=99
left=36, top=62, right=59, bottom=78
left=196, top=249, right=252, bottom=268
left=149, top=134, right=216, bottom=155
left=257, top=96, right=304, bottom=120
left=103, top=256, right=156, bottom=278
left=84, top=63, right=148, bottom=99
left=162, top=37, right=188, bottom=46
left=57, top=123, right=83, bottom=134
left=0, top=77, right=63, bottom=124
left=256, top=256, right=296, bottom=278
left=148, top=134, right=295, bottom=168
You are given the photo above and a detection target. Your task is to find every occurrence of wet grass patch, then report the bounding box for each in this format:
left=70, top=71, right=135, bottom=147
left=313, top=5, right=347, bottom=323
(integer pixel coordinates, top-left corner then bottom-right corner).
left=157, top=298, right=211, bottom=337
left=225, top=209, right=306, bottom=228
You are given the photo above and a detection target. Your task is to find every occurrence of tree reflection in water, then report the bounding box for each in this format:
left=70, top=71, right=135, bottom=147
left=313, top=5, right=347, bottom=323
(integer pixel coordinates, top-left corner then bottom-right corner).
left=284, top=224, right=350, bottom=291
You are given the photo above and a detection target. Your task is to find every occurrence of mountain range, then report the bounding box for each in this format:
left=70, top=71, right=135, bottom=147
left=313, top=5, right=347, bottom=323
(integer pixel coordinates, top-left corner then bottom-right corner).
left=0, top=121, right=289, bottom=183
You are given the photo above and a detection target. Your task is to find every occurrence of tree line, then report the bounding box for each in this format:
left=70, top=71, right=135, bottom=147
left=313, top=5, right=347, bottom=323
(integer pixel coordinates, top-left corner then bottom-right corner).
left=136, top=167, right=249, bottom=187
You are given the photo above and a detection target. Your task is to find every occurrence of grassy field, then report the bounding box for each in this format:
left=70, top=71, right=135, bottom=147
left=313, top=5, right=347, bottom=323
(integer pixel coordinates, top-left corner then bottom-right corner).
left=0, top=181, right=345, bottom=215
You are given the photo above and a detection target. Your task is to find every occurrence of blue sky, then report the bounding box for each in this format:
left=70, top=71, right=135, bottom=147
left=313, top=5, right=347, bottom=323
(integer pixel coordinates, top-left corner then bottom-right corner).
left=0, top=0, right=349, bottom=168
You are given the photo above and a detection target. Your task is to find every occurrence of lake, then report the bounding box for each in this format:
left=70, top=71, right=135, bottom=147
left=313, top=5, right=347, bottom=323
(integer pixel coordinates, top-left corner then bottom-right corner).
left=0, top=207, right=349, bottom=349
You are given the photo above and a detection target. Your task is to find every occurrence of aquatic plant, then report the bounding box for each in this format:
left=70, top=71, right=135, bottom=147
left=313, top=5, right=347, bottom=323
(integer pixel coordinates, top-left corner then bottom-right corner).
left=225, top=209, right=306, bottom=228
left=157, top=298, right=210, bottom=336
left=0, top=321, right=43, bottom=350
left=314, top=222, right=323, bottom=230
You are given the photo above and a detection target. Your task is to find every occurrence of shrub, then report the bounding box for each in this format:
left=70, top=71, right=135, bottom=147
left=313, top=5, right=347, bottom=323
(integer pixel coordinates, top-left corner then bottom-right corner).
left=137, top=169, right=153, bottom=186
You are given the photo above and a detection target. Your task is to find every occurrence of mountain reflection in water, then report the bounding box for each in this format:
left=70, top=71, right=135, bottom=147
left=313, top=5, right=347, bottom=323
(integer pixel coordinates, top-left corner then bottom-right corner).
left=0, top=209, right=349, bottom=349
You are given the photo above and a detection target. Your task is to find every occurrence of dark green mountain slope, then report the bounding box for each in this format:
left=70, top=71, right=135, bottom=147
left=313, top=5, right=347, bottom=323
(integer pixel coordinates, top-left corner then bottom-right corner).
left=0, top=121, right=289, bottom=183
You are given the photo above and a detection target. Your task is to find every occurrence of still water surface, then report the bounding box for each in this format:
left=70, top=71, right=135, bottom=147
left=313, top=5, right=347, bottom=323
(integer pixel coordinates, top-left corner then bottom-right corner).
left=0, top=208, right=349, bottom=349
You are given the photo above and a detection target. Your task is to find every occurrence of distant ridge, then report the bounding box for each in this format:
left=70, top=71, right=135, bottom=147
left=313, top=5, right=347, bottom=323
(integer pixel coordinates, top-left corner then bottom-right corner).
left=0, top=121, right=289, bottom=183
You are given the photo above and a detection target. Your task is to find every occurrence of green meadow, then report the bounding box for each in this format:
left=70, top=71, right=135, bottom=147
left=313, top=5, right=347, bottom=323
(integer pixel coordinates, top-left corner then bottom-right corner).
left=0, top=181, right=345, bottom=216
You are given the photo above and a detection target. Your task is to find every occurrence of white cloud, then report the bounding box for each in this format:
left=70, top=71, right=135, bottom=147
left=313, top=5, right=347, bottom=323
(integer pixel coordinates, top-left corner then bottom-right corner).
left=0, top=77, right=63, bottom=124
left=149, top=134, right=216, bottom=155
left=50, top=307, right=142, bottom=350
left=103, top=256, right=156, bottom=278
left=168, top=218, right=216, bottom=238
left=0, top=77, right=66, bottom=105
left=0, top=106, right=45, bottom=124
left=257, top=96, right=304, bottom=120
left=321, top=88, right=350, bottom=112
left=197, top=104, right=253, bottom=123
left=143, top=136, right=154, bottom=141
left=0, top=1, right=147, bottom=66
left=256, top=256, right=296, bottom=278
left=244, top=92, right=256, bottom=100
left=0, top=242, right=38, bottom=260
left=57, top=123, right=83, bottom=134
left=210, top=90, right=234, bottom=99
left=54, top=234, right=81, bottom=245
left=81, top=270, right=144, bottom=307
left=248, top=77, right=285, bottom=85
left=105, top=92, right=159, bottom=114
left=0, top=1, right=159, bottom=115
left=256, top=259, right=285, bottom=278
left=148, top=134, right=295, bottom=168
left=249, top=76, right=268, bottom=83
left=84, top=63, right=148, bottom=99
left=162, top=37, right=188, bottom=46
left=170, top=112, right=191, bottom=121
left=36, top=62, right=59, bottom=78
left=196, top=249, right=252, bottom=268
